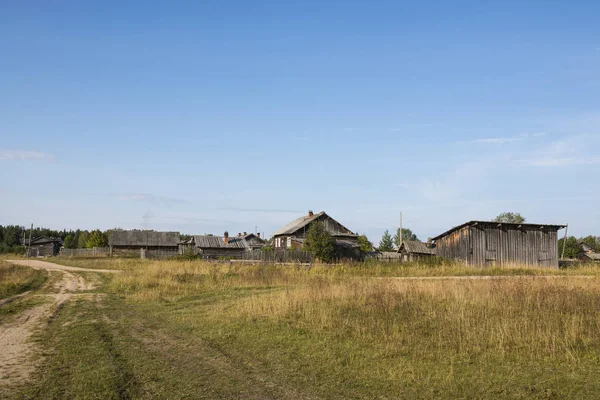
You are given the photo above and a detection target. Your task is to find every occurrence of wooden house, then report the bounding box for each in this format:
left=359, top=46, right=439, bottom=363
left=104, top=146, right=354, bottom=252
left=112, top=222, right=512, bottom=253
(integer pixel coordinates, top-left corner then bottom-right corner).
left=432, top=221, right=566, bottom=267
left=193, top=232, right=249, bottom=259
left=398, top=240, right=436, bottom=262
left=579, top=242, right=600, bottom=262
left=26, top=236, right=63, bottom=257
left=108, top=230, right=180, bottom=255
left=272, top=210, right=361, bottom=259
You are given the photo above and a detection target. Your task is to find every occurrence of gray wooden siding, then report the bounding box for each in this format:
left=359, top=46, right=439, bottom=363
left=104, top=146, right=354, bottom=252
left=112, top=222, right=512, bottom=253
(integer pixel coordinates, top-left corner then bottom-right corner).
left=435, top=224, right=560, bottom=268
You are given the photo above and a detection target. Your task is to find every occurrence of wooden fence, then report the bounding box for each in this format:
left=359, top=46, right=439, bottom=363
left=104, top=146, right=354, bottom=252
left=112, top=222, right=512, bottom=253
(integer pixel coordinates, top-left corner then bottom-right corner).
left=240, top=250, right=315, bottom=264
left=59, top=247, right=110, bottom=257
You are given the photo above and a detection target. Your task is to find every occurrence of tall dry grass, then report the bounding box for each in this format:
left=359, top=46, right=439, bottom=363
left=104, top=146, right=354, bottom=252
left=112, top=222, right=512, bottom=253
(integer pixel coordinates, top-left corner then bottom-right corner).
left=0, top=261, right=48, bottom=299
left=108, top=259, right=600, bottom=362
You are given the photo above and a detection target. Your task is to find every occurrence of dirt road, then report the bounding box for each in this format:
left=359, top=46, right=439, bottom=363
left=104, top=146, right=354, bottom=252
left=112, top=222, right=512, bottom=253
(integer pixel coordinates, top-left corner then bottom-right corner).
left=0, top=260, right=115, bottom=388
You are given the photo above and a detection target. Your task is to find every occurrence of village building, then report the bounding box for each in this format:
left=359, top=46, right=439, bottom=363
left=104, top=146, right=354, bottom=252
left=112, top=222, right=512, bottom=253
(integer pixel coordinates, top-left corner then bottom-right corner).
left=273, top=211, right=361, bottom=259
left=431, top=220, right=566, bottom=267
left=238, top=232, right=266, bottom=250
left=108, top=230, right=180, bottom=255
left=25, top=236, right=63, bottom=257
left=192, top=232, right=249, bottom=259
left=398, top=240, right=436, bottom=262
left=579, top=241, right=600, bottom=262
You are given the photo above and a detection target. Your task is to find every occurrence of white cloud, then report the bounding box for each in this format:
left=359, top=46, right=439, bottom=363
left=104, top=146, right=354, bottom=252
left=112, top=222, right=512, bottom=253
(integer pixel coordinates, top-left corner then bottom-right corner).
left=0, top=150, right=55, bottom=161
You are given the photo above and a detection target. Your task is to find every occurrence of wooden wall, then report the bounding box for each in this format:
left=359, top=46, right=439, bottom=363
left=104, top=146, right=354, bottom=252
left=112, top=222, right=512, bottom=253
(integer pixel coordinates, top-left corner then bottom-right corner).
left=434, top=224, right=560, bottom=268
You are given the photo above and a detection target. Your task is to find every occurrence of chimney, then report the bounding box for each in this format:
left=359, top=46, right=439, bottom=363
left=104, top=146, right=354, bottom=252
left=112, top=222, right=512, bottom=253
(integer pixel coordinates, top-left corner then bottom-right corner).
left=308, top=210, right=314, bottom=217
left=243, top=231, right=247, bottom=236
left=238, top=232, right=241, bottom=237
left=224, top=231, right=229, bottom=244
left=257, top=233, right=261, bottom=239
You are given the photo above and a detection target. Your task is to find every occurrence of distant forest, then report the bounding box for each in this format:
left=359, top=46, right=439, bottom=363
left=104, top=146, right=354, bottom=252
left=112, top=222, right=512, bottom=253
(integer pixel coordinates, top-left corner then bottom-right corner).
left=0, top=225, right=111, bottom=254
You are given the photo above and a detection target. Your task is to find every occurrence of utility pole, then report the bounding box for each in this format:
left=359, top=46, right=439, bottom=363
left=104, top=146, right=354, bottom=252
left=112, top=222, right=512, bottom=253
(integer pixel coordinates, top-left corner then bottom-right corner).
left=27, top=223, right=33, bottom=258
left=561, top=223, right=569, bottom=260
left=399, top=212, right=403, bottom=249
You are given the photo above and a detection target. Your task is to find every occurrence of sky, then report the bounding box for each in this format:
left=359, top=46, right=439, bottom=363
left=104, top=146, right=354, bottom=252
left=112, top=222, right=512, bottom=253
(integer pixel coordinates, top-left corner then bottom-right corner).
left=1, top=1, right=599, bottom=243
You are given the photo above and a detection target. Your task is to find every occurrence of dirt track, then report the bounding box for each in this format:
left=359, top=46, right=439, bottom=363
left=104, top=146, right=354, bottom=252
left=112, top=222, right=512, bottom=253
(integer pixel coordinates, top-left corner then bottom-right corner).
left=0, top=260, right=115, bottom=388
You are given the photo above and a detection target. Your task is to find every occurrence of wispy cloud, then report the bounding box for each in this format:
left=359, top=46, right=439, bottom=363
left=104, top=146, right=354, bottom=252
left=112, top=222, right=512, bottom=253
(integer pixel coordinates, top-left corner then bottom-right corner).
left=470, top=132, right=545, bottom=145
left=117, top=193, right=188, bottom=207
left=0, top=149, right=55, bottom=161
left=523, top=134, right=600, bottom=167
left=471, top=137, right=524, bottom=144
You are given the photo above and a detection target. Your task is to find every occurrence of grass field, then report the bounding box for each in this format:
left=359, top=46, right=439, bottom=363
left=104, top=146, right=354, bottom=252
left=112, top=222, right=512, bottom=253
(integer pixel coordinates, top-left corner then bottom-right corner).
left=0, top=261, right=47, bottom=300
left=6, top=259, right=600, bottom=399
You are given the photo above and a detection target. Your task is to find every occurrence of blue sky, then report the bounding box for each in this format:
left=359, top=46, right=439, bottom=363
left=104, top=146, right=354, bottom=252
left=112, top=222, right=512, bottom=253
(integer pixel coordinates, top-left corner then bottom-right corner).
left=1, top=1, right=599, bottom=243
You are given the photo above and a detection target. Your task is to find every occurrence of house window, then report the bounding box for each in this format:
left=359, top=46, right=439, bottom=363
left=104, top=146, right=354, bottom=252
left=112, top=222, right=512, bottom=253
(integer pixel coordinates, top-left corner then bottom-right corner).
left=286, top=237, right=292, bottom=248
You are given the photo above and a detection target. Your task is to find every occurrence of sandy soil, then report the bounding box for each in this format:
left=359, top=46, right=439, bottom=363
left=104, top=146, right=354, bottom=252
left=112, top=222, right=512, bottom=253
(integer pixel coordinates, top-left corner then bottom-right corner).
left=0, top=260, right=114, bottom=388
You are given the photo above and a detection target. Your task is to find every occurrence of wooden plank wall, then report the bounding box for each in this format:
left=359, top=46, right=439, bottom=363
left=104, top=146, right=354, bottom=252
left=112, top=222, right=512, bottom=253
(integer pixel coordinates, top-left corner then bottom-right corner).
left=437, top=224, right=559, bottom=268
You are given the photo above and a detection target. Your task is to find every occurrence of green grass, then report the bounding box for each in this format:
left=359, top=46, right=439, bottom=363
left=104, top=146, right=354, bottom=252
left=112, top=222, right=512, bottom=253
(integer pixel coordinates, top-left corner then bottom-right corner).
left=8, top=259, right=600, bottom=399
left=0, top=261, right=48, bottom=299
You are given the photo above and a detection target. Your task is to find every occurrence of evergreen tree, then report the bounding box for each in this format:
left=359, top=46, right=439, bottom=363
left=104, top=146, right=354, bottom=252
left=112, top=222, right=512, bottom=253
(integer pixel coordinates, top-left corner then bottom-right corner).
left=63, top=234, right=77, bottom=249
left=378, top=230, right=394, bottom=252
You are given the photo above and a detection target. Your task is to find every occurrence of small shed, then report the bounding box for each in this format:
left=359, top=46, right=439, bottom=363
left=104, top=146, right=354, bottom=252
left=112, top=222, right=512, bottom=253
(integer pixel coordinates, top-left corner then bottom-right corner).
left=193, top=232, right=250, bottom=259
left=109, top=230, right=180, bottom=255
left=432, top=220, right=566, bottom=267
left=398, top=240, right=436, bottom=262
left=26, top=237, right=63, bottom=257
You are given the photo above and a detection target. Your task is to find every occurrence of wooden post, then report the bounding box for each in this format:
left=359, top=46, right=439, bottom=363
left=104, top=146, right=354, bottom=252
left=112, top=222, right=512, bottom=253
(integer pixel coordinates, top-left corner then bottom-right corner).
left=27, top=223, right=33, bottom=258
left=399, top=212, right=402, bottom=249
left=561, top=224, right=569, bottom=260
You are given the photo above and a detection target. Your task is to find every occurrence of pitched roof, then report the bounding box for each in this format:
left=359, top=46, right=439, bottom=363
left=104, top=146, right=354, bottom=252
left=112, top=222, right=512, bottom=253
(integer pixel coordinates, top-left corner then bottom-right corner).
left=432, top=221, right=567, bottom=241
left=399, top=240, right=435, bottom=255
left=273, top=211, right=355, bottom=237
left=582, top=253, right=600, bottom=261
left=193, top=235, right=249, bottom=249
left=109, top=231, right=180, bottom=247
left=28, top=236, right=63, bottom=245
left=273, top=212, right=325, bottom=236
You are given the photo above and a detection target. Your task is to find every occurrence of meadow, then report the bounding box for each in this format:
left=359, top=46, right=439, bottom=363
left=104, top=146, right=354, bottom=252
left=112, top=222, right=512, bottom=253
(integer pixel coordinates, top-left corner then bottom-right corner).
left=5, top=258, right=600, bottom=399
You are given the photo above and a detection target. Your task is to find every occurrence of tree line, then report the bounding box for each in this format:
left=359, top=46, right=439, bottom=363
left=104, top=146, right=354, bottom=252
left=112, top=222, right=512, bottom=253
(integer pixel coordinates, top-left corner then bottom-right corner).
left=0, top=225, right=110, bottom=254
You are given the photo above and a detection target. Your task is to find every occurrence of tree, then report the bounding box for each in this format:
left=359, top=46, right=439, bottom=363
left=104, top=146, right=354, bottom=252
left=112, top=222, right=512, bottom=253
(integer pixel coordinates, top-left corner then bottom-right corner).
left=393, top=228, right=418, bottom=248
left=357, top=235, right=373, bottom=253
left=86, top=230, right=108, bottom=248
left=77, top=231, right=90, bottom=248
left=558, top=236, right=581, bottom=259
left=303, top=221, right=337, bottom=263
left=63, top=234, right=76, bottom=249
left=378, top=230, right=394, bottom=252
left=493, top=212, right=525, bottom=224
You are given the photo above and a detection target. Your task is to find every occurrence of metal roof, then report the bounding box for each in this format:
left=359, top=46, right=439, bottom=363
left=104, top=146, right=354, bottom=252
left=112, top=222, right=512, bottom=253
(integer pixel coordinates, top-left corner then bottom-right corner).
left=399, top=240, right=435, bottom=255
left=109, top=231, right=180, bottom=247
left=432, top=221, right=567, bottom=241
left=193, top=235, right=249, bottom=249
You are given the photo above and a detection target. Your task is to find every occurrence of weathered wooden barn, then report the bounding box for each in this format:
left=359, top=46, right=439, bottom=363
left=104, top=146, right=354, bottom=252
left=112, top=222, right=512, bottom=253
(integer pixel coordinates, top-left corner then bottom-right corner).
left=398, top=240, right=436, bottom=262
left=432, top=221, right=566, bottom=267
left=273, top=211, right=360, bottom=256
left=26, top=236, right=63, bottom=257
left=193, top=232, right=250, bottom=259
left=108, top=230, right=180, bottom=255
